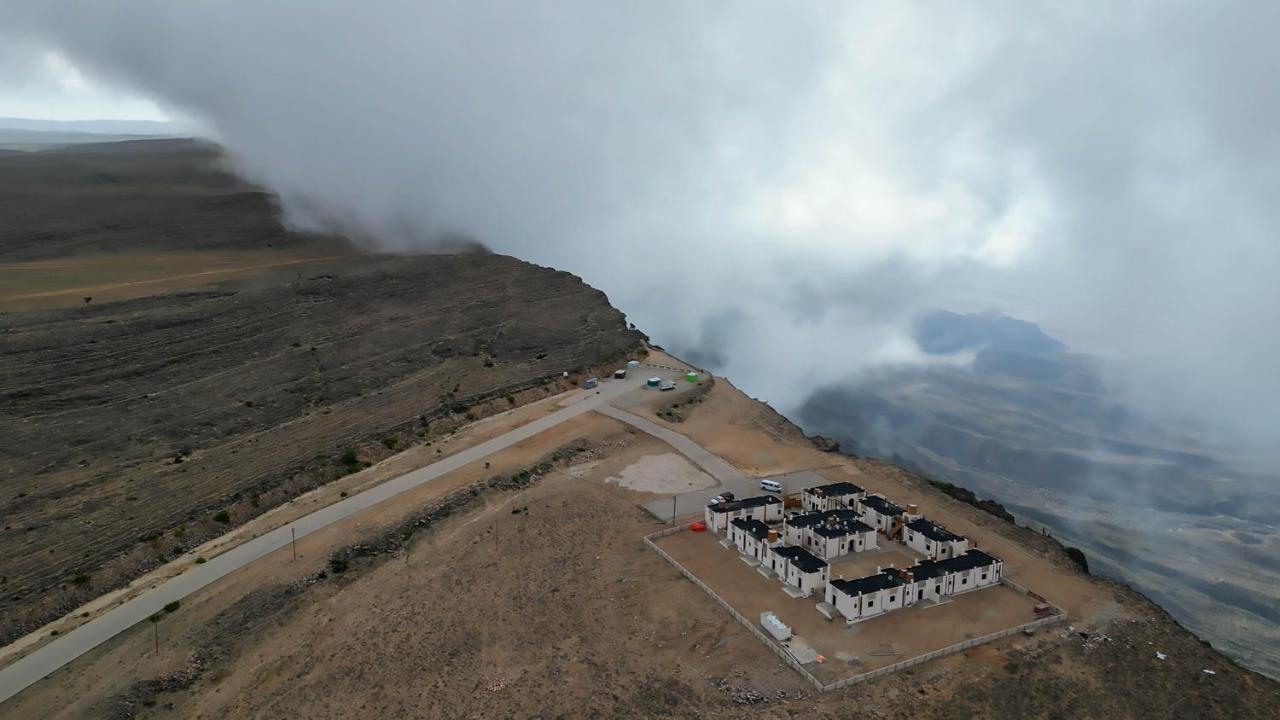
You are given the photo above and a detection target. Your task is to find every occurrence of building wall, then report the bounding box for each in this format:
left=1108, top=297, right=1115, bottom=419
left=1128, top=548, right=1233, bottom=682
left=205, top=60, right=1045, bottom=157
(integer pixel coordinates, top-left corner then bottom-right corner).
left=860, top=508, right=896, bottom=533
left=904, top=531, right=932, bottom=557
left=802, top=493, right=861, bottom=513
left=783, top=522, right=806, bottom=546
left=784, top=565, right=828, bottom=597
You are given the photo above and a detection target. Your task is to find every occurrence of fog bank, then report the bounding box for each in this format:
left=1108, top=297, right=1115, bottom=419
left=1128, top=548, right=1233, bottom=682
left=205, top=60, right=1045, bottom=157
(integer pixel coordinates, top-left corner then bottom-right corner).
left=3, top=1, right=1278, bottom=455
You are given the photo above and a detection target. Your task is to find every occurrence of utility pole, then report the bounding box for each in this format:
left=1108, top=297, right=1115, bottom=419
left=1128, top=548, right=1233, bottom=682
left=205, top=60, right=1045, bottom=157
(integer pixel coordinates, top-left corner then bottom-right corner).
left=291, top=527, right=297, bottom=561
left=671, top=494, right=677, bottom=525
left=149, top=613, right=160, bottom=655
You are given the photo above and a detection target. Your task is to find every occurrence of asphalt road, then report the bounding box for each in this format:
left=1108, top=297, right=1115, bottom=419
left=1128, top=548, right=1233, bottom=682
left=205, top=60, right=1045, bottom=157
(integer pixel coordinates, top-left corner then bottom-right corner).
left=640, top=469, right=837, bottom=522
left=0, top=373, right=647, bottom=706
left=595, top=405, right=746, bottom=485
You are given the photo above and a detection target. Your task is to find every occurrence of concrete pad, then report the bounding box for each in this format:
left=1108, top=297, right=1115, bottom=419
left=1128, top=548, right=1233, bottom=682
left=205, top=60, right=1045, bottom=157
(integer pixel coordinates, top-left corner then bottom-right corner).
left=719, top=538, right=734, bottom=549
left=786, top=636, right=819, bottom=664
left=755, top=565, right=776, bottom=579
left=816, top=601, right=839, bottom=620
left=738, top=556, right=760, bottom=567
left=782, top=585, right=806, bottom=599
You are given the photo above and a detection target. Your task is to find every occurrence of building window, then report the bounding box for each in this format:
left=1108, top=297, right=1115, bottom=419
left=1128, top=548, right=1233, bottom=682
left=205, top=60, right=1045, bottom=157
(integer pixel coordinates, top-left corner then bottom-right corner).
left=961, top=577, right=968, bottom=585
left=981, top=573, right=988, bottom=581
left=867, top=599, right=874, bottom=607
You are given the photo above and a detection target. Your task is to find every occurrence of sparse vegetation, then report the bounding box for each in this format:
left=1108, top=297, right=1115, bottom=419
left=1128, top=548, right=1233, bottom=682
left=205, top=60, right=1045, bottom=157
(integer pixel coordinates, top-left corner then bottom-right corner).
left=211, top=510, right=231, bottom=524
left=381, top=436, right=397, bottom=450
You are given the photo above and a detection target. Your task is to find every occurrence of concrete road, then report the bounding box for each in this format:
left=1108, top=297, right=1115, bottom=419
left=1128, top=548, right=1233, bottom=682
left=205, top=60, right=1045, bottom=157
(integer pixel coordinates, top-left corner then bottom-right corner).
left=640, top=469, right=837, bottom=522
left=595, top=405, right=745, bottom=485
left=0, top=373, right=646, bottom=706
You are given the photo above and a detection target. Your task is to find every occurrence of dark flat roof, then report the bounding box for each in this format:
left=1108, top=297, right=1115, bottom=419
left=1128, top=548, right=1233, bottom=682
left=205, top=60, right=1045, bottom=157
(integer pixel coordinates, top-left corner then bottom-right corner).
left=832, top=571, right=905, bottom=596
left=907, top=518, right=963, bottom=543
left=804, top=481, right=865, bottom=498
left=813, top=517, right=875, bottom=538
left=906, top=549, right=1001, bottom=581
left=938, top=549, right=1000, bottom=573
left=772, top=545, right=828, bottom=574
left=786, top=509, right=860, bottom=528
left=708, top=495, right=783, bottom=513
left=860, top=495, right=905, bottom=516
left=730, top=517, right=771, bottom=540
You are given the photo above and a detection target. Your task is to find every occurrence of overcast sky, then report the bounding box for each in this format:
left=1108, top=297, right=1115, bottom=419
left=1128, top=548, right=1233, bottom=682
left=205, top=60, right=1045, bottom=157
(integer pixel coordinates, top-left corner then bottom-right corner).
left=2, top=2, right=1277, bottom=456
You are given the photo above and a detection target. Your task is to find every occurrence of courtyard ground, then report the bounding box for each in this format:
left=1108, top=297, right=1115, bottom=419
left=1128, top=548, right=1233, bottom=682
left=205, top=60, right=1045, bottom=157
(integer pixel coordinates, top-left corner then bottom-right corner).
left=655, top=527, right=1042, bottom=681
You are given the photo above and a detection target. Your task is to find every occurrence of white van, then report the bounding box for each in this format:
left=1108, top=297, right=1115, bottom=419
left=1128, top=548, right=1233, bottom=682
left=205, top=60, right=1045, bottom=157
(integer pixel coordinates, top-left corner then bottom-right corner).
left=759, top=479, right=782, bottom=493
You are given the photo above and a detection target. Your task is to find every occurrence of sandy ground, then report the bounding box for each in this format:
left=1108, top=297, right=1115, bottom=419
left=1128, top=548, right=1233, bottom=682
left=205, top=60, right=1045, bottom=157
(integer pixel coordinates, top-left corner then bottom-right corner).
left=656, top=529, right=1041, bottom=680
left=4, top=365, right=1278, bottom=719
left=2, top=430, right=805, bottom=719
left=604, top=453, right=717, bottom=495
left=0, top=384, right=614, bottom=668
left=828, top=546, right=927, bottom=580
left=0, top=250, right=351, bottom=311
left=640, top=376, right=1115, bottom=627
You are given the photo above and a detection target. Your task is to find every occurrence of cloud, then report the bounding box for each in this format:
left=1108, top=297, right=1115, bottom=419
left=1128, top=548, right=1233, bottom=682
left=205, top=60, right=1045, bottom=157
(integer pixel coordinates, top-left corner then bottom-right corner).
left=2, top=1, right=1277, bottom=454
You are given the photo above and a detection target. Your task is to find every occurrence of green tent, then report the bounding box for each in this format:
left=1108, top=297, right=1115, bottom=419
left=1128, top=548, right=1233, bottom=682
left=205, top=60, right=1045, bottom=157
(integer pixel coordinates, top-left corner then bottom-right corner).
left=684, top=372, right=699, bottom=382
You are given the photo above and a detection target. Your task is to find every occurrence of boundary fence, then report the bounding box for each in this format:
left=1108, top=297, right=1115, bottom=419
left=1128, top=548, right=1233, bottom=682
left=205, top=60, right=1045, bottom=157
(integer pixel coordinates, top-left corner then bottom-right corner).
left=643, top=525, right=1068, bottom=693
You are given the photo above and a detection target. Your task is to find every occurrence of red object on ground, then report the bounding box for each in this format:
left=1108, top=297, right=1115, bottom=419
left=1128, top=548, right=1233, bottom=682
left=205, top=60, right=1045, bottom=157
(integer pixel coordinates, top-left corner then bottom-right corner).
left=690, top=522, right=708, bottom=532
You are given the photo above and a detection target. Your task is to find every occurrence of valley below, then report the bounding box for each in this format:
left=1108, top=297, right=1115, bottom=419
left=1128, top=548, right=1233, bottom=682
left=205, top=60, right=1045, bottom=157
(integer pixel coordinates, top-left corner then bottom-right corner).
left=796, top=312, right=1280, bottom=678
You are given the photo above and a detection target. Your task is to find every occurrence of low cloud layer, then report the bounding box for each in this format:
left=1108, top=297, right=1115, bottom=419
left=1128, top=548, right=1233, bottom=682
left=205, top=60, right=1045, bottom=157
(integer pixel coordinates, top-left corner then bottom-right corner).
left=3, top=2, right=1278, bottom=455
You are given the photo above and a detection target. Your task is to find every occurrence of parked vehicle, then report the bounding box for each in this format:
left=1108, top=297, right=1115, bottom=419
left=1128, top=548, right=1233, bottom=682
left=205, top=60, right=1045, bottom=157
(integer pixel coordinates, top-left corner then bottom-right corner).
left=759, top=479, right=782, bottom=493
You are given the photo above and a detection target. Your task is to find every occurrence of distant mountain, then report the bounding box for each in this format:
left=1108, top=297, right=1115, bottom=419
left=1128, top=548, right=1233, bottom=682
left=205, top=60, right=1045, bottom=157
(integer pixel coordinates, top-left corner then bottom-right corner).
left=797, top=310, right=1280, bottom=678
left=0, top=118, right=192, bottom=149
left=914, top=309, right=1067, bottom=355
left=0, top=117, right=187, bottom=135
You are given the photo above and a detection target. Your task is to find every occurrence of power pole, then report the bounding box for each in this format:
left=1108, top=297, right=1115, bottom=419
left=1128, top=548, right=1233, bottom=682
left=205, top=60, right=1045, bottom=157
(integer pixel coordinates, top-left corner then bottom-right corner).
left=149, top=613, right=160, bottom=655
left=671, top=494, right=677, bottom=525
left=291, top=527, right=297, bottom=561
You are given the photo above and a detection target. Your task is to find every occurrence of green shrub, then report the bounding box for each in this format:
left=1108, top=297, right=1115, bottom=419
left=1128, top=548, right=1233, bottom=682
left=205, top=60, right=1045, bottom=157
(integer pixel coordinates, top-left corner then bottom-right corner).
left=194, top=557, right=207, bottom=564
left=71, top=573, right=90, bottom=586
left=212, top=510, right=231, bottom=524
left=163, top=600, right=180, bottom=613
left=339, top=448, right=358, bottom=465
left=381, top=437, right=398, bottom=450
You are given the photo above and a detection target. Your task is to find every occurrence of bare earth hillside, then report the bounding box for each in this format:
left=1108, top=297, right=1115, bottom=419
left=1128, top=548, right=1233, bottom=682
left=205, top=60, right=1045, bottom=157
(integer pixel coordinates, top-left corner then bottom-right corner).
left=2, top=378, right=1275, bottom=720
left=1, top=140, right=1275, bottom=720
left=0, top=140, right=644, bottom=645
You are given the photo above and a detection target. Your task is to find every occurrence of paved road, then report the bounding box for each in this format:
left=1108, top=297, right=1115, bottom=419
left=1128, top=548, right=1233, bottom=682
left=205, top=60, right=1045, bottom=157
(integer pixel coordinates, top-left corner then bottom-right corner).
left=595, top=405, right=745, bottom=485
left=639, top=468, right=837, bottom=522
left=0, top=373, right=646, bottom=706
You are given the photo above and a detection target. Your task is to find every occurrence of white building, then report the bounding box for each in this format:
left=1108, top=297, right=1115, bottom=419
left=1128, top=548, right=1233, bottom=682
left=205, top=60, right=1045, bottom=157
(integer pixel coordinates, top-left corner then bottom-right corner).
left=766, top=545, right=829, bottom=597
left=825, top=570, right=909, bottom=622
left=783, top=510, right=877, bottom=560
left=801, top=481, right=865, bottom=513
left=825, top=549, right=1005, bottom=623
left=908, top=549, right=1003, bottom=597
left=729, top=517, right=775, bottom=562
left=858, top=494, right=913, bottom=533
left=704, top=495, right=784, bottom=534
left=904, top=518, right=969, bottom=560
